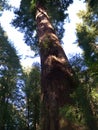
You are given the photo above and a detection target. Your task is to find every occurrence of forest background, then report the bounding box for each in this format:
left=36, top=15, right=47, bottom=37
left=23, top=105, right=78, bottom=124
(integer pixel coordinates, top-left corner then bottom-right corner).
left=0, top=0, right=98, bottom=130
left=0, top=0, right=84, bottom=67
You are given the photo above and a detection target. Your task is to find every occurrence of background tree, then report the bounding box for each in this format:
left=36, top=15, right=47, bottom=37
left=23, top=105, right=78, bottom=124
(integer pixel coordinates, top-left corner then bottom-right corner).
left=23, top=63, right=41, bottom=130
left=0, top=26, right=22, bottom=129
left=76, top=0, right=98, bottom=129
left=0, top=2, right=26, bottom=129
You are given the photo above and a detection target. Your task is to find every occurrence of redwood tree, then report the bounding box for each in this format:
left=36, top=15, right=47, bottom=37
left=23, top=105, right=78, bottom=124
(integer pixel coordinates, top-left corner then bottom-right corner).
left=12, top=0, right=77, bottom=130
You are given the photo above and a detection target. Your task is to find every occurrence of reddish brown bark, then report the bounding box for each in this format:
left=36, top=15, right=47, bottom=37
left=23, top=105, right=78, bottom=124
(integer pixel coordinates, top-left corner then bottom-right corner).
left=36, top=3, right=76, bottom=130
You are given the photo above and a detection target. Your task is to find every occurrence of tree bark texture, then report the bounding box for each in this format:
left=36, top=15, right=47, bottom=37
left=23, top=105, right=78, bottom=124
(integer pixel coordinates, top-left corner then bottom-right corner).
left=36, top=3, right=76, bottom=130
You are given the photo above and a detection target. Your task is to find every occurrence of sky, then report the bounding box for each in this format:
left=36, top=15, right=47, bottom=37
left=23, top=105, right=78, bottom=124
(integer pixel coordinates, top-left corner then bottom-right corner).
left=0, top=0, right=86, bottom=67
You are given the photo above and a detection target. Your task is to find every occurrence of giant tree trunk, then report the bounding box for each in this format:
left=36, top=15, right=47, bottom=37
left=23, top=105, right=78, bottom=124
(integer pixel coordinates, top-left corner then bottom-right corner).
left=36, top=3, right=76, bottom=130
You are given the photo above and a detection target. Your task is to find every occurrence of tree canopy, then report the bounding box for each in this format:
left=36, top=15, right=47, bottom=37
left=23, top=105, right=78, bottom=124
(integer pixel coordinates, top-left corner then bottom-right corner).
left=76, top=1, right=98, bottom=66
left=0, top=25, right=23, bottom=129
left=12, top=0, right=73, bottom=52
left=75, top=1, right=98, bottom=129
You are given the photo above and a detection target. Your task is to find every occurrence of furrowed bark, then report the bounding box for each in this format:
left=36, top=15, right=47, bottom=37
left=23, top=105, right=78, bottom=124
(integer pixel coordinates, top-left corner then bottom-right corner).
left=36, top=3, right=76, bottom=130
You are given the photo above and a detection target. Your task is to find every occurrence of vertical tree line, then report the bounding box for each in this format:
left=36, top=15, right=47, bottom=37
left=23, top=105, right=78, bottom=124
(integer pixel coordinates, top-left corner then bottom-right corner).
left=0, top=25, right=21, bottom=129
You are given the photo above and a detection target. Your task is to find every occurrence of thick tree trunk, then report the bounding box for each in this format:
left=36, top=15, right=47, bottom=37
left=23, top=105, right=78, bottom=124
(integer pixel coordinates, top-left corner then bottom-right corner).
left=36, top=3, right=76, bottom=130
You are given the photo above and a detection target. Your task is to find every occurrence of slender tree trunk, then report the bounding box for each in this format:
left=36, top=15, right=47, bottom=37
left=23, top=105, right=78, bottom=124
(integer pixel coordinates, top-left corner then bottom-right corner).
left=36, top=3, right=76, bottom=130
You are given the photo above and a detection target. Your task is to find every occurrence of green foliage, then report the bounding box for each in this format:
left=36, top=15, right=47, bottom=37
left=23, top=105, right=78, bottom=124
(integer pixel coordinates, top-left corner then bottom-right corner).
left=0, top=23, right=40, bottom=129
left=0, top=0, right=11, bottom=13
left=23, top=63, right=41, bottom=130
left=0, top=0, right=6, bottom=11
left=76, top=3, right=98, bottom=66
left=0, top=26, right=21, bottom=69
left=0, top=26, right=22, bottom=129
left=76, top=3, right=98, bottom=124
left=59, top=104, right=85, bottom=125
left=59, top=55, right=98, bottom=129
left=85, top=0, right=98, bottom=13
left=12, top=0, right=73, bottom=51
left=76, top=5, right=98, bottom=124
